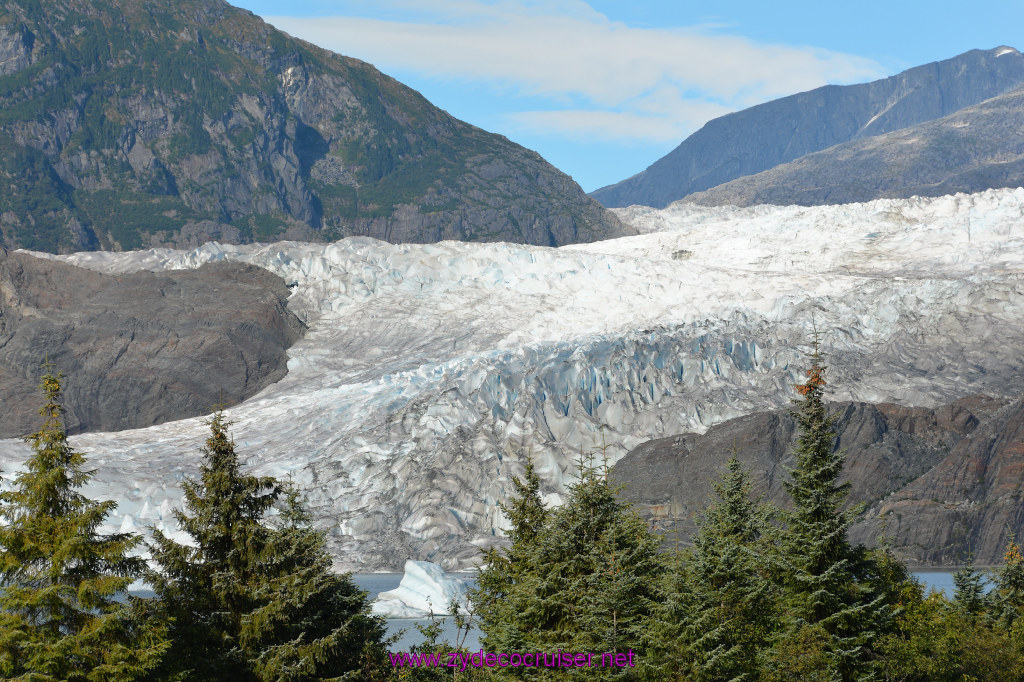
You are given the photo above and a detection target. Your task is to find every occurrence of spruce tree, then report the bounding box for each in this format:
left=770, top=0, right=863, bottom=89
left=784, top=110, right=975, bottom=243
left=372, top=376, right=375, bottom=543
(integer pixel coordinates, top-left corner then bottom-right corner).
left=992, top=537, right=1024, bottom=628
left=476, top=451, right=663, bottom=680
left=775, top=346, right=890, bottom=681
left=638, top=549, right=694, bottom=682
left=245, top=485, right=390, bottom=681
left=0, top=369, right=168, bottom=680
left=473, top=453, right=549, bottom=653
left=952, top=551, right=989, bottom=621
left=147, top=409, right=388, bottom=681
left=678, top=454, right=778, bottom=681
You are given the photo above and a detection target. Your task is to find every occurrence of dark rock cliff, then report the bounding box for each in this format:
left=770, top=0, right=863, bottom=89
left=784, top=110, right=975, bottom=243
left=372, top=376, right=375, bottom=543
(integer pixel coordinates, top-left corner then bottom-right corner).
left=611, top=395, right=1022, bottom=566
left=592, top=47, right=1024, bottom=209
left=0, top=247, right=306, bottom=437
left=0, top=0, right=624, bottom=253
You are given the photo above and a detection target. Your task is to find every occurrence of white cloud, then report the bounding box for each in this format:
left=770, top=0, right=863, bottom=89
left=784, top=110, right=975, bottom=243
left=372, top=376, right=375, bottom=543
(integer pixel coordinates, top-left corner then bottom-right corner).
left=505, top=102, right=734, bottom=144
left=264, top=0, right=886, bottom=143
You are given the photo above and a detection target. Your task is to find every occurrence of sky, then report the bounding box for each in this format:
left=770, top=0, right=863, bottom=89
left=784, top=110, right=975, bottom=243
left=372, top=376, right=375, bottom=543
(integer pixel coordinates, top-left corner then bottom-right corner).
left=230, top=0, right=1024, bottom=193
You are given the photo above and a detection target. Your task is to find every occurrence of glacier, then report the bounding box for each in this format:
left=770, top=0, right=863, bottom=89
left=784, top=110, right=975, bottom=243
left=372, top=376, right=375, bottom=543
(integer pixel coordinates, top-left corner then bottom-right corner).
left=1, top=188, right=1023, bottom=570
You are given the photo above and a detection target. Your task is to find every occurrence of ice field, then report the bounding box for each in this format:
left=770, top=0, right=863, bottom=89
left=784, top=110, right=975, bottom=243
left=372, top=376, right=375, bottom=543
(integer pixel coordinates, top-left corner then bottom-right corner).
left=3, top=188, right=1024, bottom=569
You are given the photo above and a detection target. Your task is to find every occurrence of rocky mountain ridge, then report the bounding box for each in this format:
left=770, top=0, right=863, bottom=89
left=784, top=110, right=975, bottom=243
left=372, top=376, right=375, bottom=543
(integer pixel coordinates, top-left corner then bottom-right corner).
left=0, top=0, right=624, bottom=253
left=685, top=85, right=1024, bottom=206
left=592, top=46, right=1024, bottom=209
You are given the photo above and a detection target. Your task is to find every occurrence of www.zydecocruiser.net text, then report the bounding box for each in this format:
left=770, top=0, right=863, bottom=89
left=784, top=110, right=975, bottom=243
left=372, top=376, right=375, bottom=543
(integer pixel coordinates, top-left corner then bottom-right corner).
left=390, top=649, right=638, bottom=671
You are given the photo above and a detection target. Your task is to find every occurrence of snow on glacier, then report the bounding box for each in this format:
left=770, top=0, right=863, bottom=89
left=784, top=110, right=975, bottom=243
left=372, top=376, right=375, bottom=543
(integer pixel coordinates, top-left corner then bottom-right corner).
left=3, top=188, right=1024, bottom=570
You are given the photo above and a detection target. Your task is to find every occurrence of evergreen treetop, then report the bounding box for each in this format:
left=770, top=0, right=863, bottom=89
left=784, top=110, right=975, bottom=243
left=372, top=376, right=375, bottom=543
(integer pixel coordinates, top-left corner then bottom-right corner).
left=776, top=343, right=891, bottom=680
left=993, top=535, right=1024, bottom=627
left=0, top=369, right=167, bottom=680
left=952, top=551, right=990, bottom=621
left=147, top=408, right=388, bottom=681
left=682, top=454, right=778, bottom=681
left=473, top=453, right=549, bottom=654
left=476, top=450, right=663, bottom=680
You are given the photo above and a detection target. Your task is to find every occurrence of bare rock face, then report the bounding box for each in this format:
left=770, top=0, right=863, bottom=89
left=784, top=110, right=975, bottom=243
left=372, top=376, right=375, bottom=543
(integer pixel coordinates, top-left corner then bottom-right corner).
left=0, top=247, right=305, bottom=437
left=611, top=395, right=1020, bottom=566
left=854, top=396, right=1024, bottom=565
left=686, top=87, right=1024, bottom=208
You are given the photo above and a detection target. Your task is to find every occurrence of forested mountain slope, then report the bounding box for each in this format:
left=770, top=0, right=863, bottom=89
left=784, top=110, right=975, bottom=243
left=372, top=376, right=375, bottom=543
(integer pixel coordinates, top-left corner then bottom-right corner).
left=0, top=0, right=623, bottom=252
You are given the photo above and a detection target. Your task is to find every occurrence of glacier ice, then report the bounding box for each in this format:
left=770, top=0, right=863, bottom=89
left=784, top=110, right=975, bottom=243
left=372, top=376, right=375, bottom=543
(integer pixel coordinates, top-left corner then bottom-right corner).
left=371, top=560, right=472, bottom=618
left=1, top=188, right=1024, bottom=570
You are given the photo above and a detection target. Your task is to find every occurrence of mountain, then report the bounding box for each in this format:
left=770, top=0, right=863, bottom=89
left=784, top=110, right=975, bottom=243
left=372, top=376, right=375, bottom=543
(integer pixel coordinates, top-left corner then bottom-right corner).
left=685, top=86, right=1024, bottom=206
left=591, top=47, right=1024, bottom=209
left=0, top=245, right=305, bottom=437
left=0, top=0, right=624, bottom=253
left=3, top=188, right=1022, bottom=570
left=611, top=395, right=1020, bottom=566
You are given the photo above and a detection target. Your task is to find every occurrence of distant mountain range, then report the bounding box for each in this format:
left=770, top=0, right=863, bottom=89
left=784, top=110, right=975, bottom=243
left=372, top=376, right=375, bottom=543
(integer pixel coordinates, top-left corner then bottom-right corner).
left=593, top=46, right=1024, bottom=209
left=0, top=0, right=624, bottom=253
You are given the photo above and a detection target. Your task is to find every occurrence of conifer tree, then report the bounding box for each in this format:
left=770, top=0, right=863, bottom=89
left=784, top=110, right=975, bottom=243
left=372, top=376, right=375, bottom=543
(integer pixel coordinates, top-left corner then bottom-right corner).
left=774, top=345, right=890, bottom=681
left=678, top=454, right=778, bottom=681
left=245, top=485, right=391, bottom=681
left=992, top=536, right=1024, bottom=628
left=476, top=451, right=663, bottom=680
left=0, top=369, right=168, bottom=680
left=147, top=409, right=389, bottom=681
left=952, top=551, right=990, bottom=621
left=638, top=549, right=694, bottom=682
left=538, top=454, right=662, bottom=679
left=473, top=453, right=549, bottom=653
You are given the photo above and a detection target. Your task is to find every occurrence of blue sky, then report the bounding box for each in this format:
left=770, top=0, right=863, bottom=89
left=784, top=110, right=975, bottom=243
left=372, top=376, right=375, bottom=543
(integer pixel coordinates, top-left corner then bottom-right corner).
left=230, top=0, right=1024, bottom=192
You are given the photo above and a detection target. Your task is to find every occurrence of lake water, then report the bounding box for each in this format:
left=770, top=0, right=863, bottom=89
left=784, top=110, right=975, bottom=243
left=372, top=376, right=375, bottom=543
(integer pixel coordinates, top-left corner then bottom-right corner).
left=359, top=570, right=988, bottom=651
left=914, top=569, right=999, bottom=596
left=914, top=570, right=957, bottom=596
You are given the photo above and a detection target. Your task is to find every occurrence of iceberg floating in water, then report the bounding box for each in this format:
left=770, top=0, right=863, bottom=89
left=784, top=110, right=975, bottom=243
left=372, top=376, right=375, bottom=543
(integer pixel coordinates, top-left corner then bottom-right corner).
left=372, top=560, right=473, bottom=618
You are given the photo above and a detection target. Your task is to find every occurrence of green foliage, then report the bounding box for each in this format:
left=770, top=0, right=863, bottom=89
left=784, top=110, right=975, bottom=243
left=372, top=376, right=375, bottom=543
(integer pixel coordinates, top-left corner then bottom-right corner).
left=656, top=454, right=779, bottom=681
left=146, top=410, right=389, bottom=680
left=244, top=486, right=392, bottom=681
left=390, top=598, right=487, bottom=681
left=472, top=454, right=549, bottom=655
left=636, top=553, right=693, bottom=682
left=952, top=552, right=990, bottom=622
left=0, top=133, right=73, bottom=252
left=0, top=369, right=168, bottom=680
left=72, top=190, right=187, bottom=250
left=775, top=345, right=893, bottom=680
left=475, top=450, right=663, bottom=680
left=246, top=212, right=287, bottom=242
left=876, top=587, right=1024, bottom=681
left=993, top=536, right=1024, bottom=627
